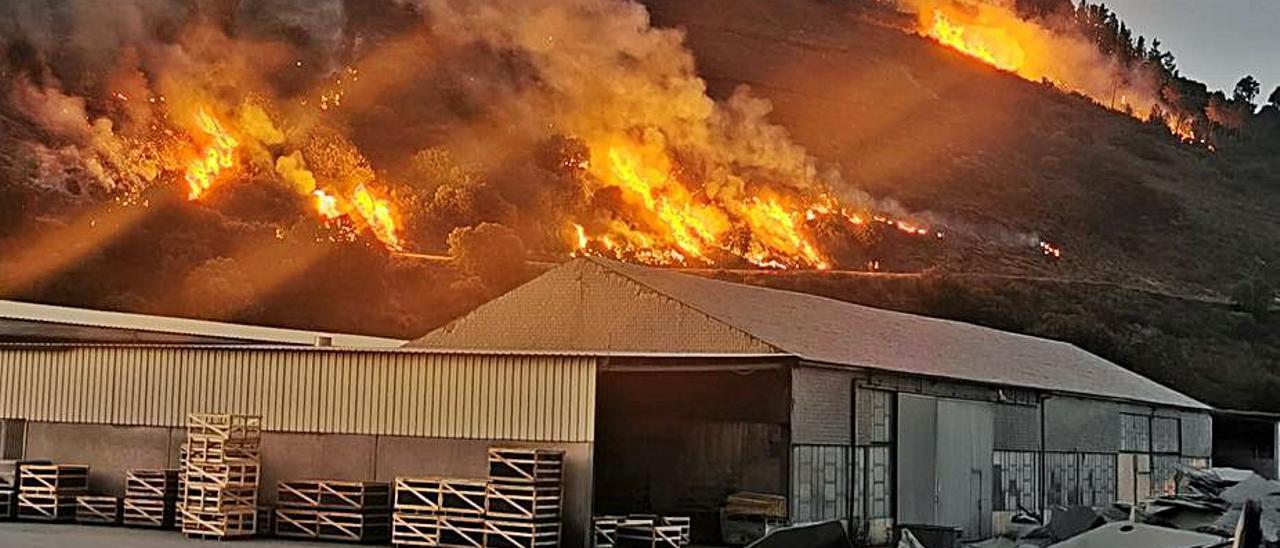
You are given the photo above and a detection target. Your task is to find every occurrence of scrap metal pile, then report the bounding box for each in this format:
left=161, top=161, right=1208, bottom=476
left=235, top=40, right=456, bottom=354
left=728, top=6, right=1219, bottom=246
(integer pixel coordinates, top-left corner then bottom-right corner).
left=917, top=465, right=1280, bottom=548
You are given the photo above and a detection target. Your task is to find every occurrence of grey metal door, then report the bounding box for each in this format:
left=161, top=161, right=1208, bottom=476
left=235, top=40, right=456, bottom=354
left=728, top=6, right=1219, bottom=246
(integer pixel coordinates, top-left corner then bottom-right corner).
left=896, top=394, right=938, bottom=525
left=936, top=399, right=995, bottom=539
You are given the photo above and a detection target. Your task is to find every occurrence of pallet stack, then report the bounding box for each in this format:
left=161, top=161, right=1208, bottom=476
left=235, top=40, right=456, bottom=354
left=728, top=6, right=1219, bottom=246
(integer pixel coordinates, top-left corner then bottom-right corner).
left=393, top=477, right=489, bottom=547
left=178, top=413, right=262, bottom=540
left=275, top=480, right=391, bottom=543
left=0, top=460, right=48, bottom=520
left=486, top=448, right=566, bottom=548
left=614, top=515, right=687, bottom=548
left=75, top=495, right=121, bottom=525
left=122, top=469, right=179, bottom=528
left=17, top=464, right=89, bottom=522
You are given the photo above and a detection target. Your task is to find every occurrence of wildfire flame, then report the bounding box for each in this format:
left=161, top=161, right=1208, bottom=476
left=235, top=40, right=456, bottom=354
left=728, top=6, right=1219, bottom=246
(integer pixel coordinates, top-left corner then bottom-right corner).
left=184, top=109, right=239, bottom=200
left=566, top=141, right=949, bottom=270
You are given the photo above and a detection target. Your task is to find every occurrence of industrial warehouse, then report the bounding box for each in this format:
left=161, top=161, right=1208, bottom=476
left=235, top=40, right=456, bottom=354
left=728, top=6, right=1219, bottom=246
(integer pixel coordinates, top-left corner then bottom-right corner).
left=0, top=257, right=1261, bottom=547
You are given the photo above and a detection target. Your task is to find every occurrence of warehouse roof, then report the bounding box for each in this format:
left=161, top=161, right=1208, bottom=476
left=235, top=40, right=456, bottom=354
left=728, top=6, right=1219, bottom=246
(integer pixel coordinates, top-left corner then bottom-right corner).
left=417, top=258, right=1208, bottom=410
left=0, top=300, right=405, bottom=348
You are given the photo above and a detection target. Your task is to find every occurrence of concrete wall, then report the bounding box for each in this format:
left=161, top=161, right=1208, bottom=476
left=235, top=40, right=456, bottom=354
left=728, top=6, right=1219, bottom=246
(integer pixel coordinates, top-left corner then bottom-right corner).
left=22, top=422, right=594, bottom=548
left=1043, top=396, right=1122, bottom=453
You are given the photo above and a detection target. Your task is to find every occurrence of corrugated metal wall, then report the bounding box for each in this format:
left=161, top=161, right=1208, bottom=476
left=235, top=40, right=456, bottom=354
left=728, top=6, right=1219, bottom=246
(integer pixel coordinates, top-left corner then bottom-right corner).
left=0, top=347, right=596, bottom=442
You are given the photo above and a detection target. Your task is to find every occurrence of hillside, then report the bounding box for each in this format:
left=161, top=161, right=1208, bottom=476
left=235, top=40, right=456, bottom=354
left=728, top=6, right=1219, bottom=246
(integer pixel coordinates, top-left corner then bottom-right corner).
left=645, top=0, right=1280, bottom=297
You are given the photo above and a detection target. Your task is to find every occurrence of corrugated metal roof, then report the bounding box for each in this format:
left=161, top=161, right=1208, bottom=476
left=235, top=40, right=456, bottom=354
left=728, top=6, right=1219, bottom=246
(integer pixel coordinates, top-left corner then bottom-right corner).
left=0, top=300, right=405, bottom=348
left=418, top=258, right=1208, bottom=410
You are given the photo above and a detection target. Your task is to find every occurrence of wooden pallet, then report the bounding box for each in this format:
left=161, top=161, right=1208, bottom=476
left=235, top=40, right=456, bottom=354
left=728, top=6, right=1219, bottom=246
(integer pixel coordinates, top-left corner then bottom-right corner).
left=318, top=511, right=391, bottom=543
left=392, top=512, right=439, bottom=546
left=75, top=495, right=121, bottom=525
left=394, top=477, right=443, bottom=513
left=185, top=461, right=260, bottom=487
left=274, top=507, right=319, bottom=539
left=488, top=448, right=565, bottom=485
left=186, top=413, right=263, bottom=442
left=181, top=507, right=256, bottom=539
left=125, top=469, right=179, bottom=500
left=17, top=492, right=78, bottom=522
left=486, top=484, right=561, bottom=522
left=485, top=519, right=561, bottom=548
left=19, top=464, right=89, bottom=493
left=122, top=497, right=174, bottom=528
left=180, top=483, right=258, bottom=513
left=616, top=524, right=683, bottom=548
left=0, top=459, right=50, bottom=492
left=280, top=480, right=391, bottom=511
left=437, top=516, right=486, bottom=548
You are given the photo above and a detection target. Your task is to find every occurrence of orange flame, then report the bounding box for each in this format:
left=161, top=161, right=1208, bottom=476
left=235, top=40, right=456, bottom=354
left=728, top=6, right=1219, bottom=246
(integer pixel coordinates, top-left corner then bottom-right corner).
left=350, top=184, right=401, bottom=251
left=184, top=109, right=238, bottom=200
left=927, top=9, right=1025, bottom=72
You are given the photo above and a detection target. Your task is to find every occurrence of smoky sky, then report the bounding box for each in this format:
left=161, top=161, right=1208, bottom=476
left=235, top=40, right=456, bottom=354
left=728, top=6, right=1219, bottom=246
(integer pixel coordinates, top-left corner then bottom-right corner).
left=1105, top=0, right=1279, bottom=98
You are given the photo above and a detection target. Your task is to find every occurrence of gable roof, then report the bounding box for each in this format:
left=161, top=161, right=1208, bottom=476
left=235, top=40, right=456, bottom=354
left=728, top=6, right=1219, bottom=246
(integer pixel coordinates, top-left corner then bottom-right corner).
left=417, top=258, right=1207, bottom=410
left=0, top=300, right=405, bottom=348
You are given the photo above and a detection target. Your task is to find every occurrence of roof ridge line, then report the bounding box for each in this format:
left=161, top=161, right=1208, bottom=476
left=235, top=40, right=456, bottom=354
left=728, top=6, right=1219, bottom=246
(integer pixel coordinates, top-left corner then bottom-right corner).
left=584, top=258, right=789, bottom=354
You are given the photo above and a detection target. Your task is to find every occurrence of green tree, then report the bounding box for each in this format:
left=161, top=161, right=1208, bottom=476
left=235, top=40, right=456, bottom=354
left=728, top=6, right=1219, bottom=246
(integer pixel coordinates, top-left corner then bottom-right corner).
left=1234, top=75, right=1262, bottom=105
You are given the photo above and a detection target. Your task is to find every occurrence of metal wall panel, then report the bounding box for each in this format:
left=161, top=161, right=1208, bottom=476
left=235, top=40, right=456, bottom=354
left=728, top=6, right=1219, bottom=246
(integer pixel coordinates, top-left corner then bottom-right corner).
left=0, top=347, right=597, bottom=442
left=994, top=404, right=1041, bottom=451
left=791, top=445, right=850, bottom=523
left=792, top=368, right=853, bottom=445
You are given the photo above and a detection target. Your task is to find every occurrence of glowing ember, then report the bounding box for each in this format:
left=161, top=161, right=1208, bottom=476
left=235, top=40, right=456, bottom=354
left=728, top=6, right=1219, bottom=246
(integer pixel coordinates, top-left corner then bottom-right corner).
left=1040, top=240, right=1063, bottom=258
left=184, top=109, right=239, bottom=200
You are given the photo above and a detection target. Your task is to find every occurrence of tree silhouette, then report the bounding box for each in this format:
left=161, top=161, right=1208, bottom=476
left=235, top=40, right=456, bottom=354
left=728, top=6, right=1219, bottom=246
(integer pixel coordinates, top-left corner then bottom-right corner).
left=1234, top=75, right=1261, bottom=105
left=1269, top=86, right=1280, bottom=109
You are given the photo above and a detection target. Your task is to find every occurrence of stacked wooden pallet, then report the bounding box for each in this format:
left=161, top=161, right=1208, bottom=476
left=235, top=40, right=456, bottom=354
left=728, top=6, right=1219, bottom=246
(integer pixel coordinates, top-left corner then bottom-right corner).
left=75, top=495, right=121, bottom=525
left=179, top=413, right=262, bottom=540
left=0, top=460, right=48, bottom=520
left=17, top=464, right=89, bottom=522
left=275, top=480, right=391, bottom=543
left=393, top=477, right=488, bottom=547
left=614, top=515, right=689, bottom=548
left=486, top=448, right=565, bottom=548
left=122, top=469, right=179, bottom=528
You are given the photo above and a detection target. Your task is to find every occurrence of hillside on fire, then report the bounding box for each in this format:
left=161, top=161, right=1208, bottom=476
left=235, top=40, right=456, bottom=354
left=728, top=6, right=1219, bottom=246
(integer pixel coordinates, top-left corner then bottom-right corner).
left=0, top=0, right=1277, bottom=410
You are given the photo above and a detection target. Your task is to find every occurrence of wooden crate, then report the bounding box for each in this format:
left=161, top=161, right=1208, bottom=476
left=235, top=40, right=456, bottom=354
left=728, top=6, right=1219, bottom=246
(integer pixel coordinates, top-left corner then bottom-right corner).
left=184, top=436, right=260, bottom=464
left=392, top=512, right=439, bottom=546
left=440, top=479, right=487, bottom=516
left=125, top=469, right=179, bottom=500
left=438, top=516, right=486, bottom=548
left=180, top=483, right=257, bottom=513
left=659, top=516, right=690, bottom=546
left=0, top=490, right=15, bottom=520
left=274, top=507, right=319, bottom=539
left=19, top=464, right=89, bottom=494
left=0, top=459, right=51, bottom=492
left=488, top=448, right=565, bottom=485
left=594, top=516, right=621, bottom=548
left=281, top=480, right=391, bottom=511
left=318, top=511, right=391, bottom=543
left=186, top=413, right=263, bottom=442
left=17, top=492, right=78, bottom=521
left=75, top=495, right=121, bottom=525
left=486, top=483, right=561, bottom=522
left=122, top=497, right=173, bottom=528
left=394, top=477, right=443, bottom=513
left=321, top=481, right=391, bottom=511
left=181, top=507, right=256, bottom=539
left=485, top=519, right=561, bottom=548
left=184, top=461, right=259, bottom=487
left=278, top=480, right=322, bottom=508
left=617, top=524, right=683, bottom=548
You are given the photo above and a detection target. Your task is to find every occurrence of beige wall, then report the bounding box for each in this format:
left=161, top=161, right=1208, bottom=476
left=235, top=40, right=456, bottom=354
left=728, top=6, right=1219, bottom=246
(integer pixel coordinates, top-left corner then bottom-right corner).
left=23, top=422, right=594, bottom=548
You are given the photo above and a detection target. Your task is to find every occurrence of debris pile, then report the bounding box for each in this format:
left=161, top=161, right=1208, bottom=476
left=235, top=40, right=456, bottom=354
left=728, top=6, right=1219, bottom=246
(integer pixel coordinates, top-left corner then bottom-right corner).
left=957, top=466, right=1280, bottom=548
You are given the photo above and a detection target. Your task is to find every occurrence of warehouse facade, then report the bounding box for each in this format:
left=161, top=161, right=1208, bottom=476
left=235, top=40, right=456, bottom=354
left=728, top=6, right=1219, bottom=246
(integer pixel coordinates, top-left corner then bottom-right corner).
left=0, top=346, right=600, bottom=546
left=414, top=257, right=1214, bottom=544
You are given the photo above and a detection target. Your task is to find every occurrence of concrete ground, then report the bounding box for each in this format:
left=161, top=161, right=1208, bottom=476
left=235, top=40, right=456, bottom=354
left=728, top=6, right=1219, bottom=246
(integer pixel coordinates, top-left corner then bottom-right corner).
left=0, top=522, right=335, bottom=547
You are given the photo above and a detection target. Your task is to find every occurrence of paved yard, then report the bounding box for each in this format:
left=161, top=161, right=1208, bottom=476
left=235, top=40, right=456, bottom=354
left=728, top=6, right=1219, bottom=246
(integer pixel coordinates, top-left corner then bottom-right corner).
left=0, top=522, right=335, bottom=547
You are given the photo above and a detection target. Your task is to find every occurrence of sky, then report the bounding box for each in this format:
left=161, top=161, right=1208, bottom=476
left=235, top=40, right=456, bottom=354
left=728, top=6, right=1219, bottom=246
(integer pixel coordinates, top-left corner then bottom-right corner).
left=1103, top=0, right=1279, bottom=98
